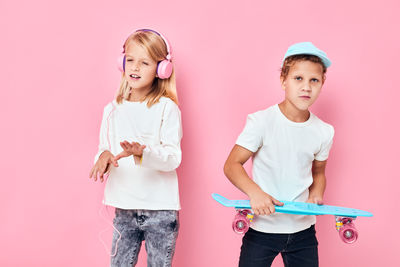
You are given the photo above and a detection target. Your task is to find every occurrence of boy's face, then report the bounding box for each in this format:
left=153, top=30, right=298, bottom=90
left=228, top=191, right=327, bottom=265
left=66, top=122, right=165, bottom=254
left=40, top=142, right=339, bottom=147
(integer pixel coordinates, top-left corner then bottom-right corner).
left=281, top=60, right=325, bottom=111
left=124, top=41, right=158, bottom=92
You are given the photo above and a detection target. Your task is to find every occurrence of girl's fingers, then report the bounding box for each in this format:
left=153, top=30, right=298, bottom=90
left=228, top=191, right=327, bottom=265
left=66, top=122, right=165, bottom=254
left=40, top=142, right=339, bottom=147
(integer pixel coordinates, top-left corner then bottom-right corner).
left=100, top=164, right=107, bottom=175
left=120, top=142, right=127, bottom=150
left=97, top=168, right=104, bottom=182
left=89, top=167, right=94, bottom=178
left=110, top=157, right=119, bottom=167
left=120, top=141, right=129, bottom=149
left=94, top=167, right=100, bottom=181
left=125, top=141, right=132, bottom=147
left=114, top=151, right=129, bottom=161
left=114, top=154, right=122, bottom=161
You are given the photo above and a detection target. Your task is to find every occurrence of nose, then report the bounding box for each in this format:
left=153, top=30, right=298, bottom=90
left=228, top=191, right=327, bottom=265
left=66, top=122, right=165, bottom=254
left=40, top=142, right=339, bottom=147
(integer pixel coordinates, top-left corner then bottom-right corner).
left=302, top=82, right=311, bottom=92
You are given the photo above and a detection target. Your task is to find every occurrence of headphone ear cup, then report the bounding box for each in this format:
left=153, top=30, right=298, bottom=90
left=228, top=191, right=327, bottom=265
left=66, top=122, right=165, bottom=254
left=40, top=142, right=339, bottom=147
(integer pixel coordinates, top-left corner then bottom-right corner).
left=118, top=54, right=125, bottom=72
left=157, top=60, right=173, bottom=79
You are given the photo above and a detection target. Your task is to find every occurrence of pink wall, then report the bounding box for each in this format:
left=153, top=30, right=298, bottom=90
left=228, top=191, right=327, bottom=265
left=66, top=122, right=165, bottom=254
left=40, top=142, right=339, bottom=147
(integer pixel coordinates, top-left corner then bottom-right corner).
left=1, top=0, right=399, bottom=266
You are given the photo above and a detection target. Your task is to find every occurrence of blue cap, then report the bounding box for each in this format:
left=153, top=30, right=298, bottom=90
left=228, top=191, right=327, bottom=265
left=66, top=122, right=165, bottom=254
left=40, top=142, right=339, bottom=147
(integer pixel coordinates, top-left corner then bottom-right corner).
left=282, top=42, right=331, bottom=68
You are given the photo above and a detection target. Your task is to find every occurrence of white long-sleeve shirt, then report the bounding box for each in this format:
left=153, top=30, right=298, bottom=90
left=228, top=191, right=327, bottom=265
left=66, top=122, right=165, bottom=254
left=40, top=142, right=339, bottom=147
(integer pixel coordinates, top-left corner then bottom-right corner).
left=94, top=97, right=182, bottom=210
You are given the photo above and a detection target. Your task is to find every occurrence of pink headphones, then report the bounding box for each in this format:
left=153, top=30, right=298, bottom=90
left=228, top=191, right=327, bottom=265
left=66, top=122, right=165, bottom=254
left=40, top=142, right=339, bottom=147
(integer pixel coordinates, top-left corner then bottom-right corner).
left=118, top=29, right=173, bottom=79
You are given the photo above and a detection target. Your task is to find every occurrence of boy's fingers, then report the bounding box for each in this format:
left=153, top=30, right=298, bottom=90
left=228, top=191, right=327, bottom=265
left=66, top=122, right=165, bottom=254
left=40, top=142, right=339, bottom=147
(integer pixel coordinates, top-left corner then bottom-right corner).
left=269, top=205, right=276, bottom=214
left=272, top=198, right=284, bottom=206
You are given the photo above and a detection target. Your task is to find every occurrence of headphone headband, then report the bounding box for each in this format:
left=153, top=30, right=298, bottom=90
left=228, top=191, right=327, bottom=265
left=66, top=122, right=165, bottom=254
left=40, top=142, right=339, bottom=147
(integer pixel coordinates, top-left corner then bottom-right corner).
left=122, top=29, right=172, bottom=59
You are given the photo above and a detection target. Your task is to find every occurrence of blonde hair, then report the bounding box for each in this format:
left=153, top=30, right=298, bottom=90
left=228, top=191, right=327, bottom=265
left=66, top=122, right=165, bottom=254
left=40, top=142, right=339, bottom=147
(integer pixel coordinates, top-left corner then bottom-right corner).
left=116, top=30, right=178, bottom=107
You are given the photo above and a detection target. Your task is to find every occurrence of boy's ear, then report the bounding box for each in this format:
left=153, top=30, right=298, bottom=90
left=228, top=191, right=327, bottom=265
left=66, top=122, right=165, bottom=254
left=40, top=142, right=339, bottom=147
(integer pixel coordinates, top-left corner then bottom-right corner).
left=280, top=77, right=286, bottom=90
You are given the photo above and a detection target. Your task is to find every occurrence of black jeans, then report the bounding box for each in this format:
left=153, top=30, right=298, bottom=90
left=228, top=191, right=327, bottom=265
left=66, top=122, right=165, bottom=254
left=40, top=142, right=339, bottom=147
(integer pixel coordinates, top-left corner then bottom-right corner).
left=239, top=225, right=318, bottom=267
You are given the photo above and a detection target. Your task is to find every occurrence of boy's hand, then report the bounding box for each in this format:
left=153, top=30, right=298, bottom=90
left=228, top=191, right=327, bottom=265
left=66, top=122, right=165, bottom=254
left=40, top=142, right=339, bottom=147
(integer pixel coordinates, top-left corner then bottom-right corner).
left=307, top=195, right=324, bottom=205
left=89, top=151, right=119, bottom=183
left=114, top=141, right=146, bottom=161
left=249, top=189, right=284, bottom=216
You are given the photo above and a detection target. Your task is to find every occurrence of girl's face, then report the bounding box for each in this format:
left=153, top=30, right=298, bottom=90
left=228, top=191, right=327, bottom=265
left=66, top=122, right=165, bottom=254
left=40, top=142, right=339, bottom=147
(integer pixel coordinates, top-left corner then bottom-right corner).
left=124, top=41, right=158, bottom=92
left=281, top=60, right=324, bottom=112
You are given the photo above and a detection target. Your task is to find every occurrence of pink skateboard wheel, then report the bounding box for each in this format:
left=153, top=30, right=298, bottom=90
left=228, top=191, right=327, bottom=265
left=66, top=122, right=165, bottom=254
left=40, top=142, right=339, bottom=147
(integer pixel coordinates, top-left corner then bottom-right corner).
left=232, top=210, right=251, bottom=234
left=339, top=223, right=358, bottom=244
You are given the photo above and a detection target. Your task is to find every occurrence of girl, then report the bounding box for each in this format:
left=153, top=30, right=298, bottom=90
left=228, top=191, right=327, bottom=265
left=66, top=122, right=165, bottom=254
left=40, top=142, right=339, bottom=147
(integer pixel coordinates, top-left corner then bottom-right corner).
left=89, top=29, right=182, bottom=267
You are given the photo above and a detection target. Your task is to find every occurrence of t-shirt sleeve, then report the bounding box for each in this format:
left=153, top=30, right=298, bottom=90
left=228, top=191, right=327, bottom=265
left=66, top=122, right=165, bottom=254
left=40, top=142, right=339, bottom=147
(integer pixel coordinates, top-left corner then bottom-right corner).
left=236, top=113, right=263, bottom=153
left=315, top=125, right=335, bottom=161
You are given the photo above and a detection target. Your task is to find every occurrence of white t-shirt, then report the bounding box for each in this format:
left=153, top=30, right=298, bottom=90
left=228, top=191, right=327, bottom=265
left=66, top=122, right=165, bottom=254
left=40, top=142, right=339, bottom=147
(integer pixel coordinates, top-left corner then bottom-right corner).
left=236, top=104, right=334, bottom=233
left=94, top=97, right=182, bottom=210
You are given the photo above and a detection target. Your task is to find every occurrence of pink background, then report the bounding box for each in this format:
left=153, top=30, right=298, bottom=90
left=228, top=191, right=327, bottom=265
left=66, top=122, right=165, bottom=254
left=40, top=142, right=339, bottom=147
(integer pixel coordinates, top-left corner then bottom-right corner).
left=1, top=0, right=399, bottom=266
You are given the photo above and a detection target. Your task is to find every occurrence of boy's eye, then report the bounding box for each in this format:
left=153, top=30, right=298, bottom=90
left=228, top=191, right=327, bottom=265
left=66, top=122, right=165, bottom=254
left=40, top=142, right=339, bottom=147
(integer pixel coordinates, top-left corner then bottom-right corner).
left=126, top=59, right=133, bottom=62
left=311, top=78, right=319, bottom=83
left=142, top=62, right=149, bottom=65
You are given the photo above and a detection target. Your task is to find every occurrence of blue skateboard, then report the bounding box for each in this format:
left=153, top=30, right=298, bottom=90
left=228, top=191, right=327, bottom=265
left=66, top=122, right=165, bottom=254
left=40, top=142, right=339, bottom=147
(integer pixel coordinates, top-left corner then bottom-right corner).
left=212, top=193, right=373, bottom=244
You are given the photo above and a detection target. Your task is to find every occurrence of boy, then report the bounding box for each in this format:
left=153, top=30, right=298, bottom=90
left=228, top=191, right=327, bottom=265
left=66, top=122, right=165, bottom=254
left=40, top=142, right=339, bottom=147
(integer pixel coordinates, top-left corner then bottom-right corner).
left=224, top=42, right=334, bottom=267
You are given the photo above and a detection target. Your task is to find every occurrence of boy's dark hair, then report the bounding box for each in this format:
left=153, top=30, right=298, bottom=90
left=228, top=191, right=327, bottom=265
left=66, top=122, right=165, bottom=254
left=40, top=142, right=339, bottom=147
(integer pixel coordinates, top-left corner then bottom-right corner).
left=280, top=55, right=327, bottom=81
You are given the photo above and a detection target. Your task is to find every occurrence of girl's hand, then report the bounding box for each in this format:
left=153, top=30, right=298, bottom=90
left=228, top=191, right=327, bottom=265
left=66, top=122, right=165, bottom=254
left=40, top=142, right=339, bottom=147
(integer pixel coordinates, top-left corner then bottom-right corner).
left=114, top=141, right=146, bottom=161
left=249, top=189, right=284, bottom=216
left=307, top=195, right=324, bottom=205
left=89, top=151, right=119, bottom=182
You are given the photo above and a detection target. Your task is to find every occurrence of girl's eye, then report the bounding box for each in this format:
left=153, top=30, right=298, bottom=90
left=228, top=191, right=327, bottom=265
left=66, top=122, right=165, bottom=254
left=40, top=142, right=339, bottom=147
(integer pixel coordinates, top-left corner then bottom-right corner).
left=295, top=76, right=302, bottom=81
left=126, top=59, right=133, bottom=62
left=142, top=62, right=149, bottom=65
left=311, top=78, right=319, bottom=83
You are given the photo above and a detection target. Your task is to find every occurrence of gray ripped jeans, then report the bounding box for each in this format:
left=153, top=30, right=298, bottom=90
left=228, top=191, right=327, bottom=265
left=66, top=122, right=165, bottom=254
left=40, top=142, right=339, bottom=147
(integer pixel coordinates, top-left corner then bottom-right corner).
left=110, top=208, right=179, bottom=267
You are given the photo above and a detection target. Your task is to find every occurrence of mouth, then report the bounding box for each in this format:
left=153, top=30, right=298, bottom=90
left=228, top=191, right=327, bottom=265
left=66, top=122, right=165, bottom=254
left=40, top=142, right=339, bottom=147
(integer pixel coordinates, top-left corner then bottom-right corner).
left=299, top=96, right=311, bottom=99
left=129, top=74, right=141, bottom=80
